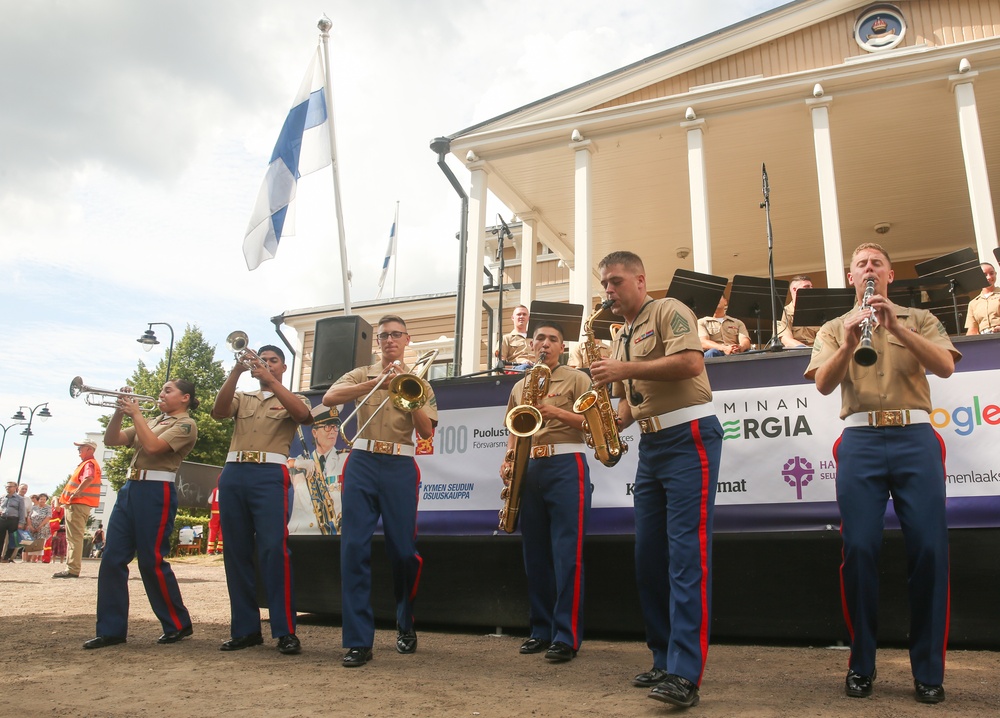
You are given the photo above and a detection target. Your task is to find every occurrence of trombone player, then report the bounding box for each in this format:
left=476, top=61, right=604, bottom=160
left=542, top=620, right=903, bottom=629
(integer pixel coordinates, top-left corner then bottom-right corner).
left=323, top=315, right=438, bottom=668
left=211, top=343, right=312, bottom=655
left=500, top=321, right=591, bottom=663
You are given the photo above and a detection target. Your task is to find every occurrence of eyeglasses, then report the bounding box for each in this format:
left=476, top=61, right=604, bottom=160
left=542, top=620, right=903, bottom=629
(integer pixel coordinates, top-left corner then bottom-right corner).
left=377, top=331, right=408, bottom=342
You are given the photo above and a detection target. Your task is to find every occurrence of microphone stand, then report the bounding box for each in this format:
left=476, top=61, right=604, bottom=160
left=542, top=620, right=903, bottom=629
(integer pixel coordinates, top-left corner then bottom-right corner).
left=760, top=164, right=784, bottom=351
left=491, top=215, right=514, bottom=364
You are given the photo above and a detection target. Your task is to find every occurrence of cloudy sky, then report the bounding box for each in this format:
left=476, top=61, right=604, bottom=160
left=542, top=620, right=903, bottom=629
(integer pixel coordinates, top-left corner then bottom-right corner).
left=0, top=0, right=787, bottom=493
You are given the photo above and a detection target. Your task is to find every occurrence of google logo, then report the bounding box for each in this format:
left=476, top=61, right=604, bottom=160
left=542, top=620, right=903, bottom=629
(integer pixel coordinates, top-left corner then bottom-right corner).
left=930, top=396, right=1000, bottom=436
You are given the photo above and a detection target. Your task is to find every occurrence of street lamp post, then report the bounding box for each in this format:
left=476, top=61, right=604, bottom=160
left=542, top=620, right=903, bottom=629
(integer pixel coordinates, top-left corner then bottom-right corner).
left=11, top=403, right=52, bottom=486
left=137, top=322, right=175, bottom=380
left=0, top=421, right=26, bottom=463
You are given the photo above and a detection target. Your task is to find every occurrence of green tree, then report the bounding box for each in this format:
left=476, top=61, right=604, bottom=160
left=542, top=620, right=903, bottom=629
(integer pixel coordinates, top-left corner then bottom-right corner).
left=100, top=325, right=232, bottom=490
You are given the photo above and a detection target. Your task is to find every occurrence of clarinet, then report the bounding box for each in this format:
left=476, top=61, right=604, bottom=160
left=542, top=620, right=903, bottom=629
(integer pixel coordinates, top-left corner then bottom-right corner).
left=853, top=278, right=878, bottom=366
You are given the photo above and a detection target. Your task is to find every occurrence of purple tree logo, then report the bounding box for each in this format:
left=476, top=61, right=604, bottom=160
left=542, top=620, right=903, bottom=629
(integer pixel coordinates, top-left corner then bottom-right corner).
left=781, top=456, right=814, bottom=500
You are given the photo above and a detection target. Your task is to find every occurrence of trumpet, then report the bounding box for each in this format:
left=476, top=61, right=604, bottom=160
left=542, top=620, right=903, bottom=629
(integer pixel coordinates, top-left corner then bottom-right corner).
left=226, top=331, right=267, bottom=371
left=339, top=349, right=438, bottom=447
left=69, top=376, right=159, bottom=412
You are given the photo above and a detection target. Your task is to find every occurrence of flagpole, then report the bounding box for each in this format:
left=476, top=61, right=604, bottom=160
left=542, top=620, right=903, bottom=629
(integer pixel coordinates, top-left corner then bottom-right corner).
left=318, top=16, right=352, bottom=314
left=393, top=200, right=399, bottom=299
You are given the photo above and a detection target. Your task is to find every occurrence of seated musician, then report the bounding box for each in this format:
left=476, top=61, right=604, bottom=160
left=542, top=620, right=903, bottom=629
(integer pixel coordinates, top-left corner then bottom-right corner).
left=697, top=296, right=750, bottom=356
left=965, top=262, right=999, bottom=335
left=499, top=305, right=536, bottom=370
left=777, top=275, right=819, bottom=347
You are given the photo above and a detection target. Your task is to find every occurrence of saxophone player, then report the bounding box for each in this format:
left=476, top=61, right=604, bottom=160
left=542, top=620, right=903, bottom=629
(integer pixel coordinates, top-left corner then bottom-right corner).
left=590, top=251, right=723, bottom=708
left=500, top=322, right=592, bottom=663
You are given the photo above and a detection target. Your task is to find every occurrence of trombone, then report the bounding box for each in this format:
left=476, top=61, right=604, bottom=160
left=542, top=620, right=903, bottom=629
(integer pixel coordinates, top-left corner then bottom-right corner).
left=69, top=376, right=159, bottom=413
left=339, top=349, right=438, bottom=447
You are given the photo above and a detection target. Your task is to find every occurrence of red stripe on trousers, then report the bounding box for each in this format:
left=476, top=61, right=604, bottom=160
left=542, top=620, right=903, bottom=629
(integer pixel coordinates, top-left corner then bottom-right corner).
left=281, top=466, right=295, bottom=633
left=569, top=452, right=586, bottom=649
left=691, top=419, right=711, bottom=685
left=153, top=482, right=183, bottom=630
left=410, top=459, right=423, bottom=600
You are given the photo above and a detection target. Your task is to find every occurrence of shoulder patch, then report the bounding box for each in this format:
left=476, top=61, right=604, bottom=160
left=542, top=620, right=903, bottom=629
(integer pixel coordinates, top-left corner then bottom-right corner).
left=670, top=313, right=691, bottom=335
left=180, top=423, right=192, bottom=435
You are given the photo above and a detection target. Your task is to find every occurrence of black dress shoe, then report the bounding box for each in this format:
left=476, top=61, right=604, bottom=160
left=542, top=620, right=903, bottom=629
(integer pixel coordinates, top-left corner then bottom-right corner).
left=845, top=667, right=876, bottom=698
left=544, top=641, right=576, bottom=662
left=649, top=674, right=700, bottom=707
left=52, top=570, right=79, bottom=578
left=633, top=667, right=670, bottom=687
left=396, top=627, right=417, bottom=654
left=157, top=625, right=193, bottom=644
left=519, top=637, right=551, bottom=654
left=342, top=647, right=373, bottom=667
left=219, top=632, right=264, bottom=651
left=278, top=634, right=302, bottom=655
left=83, top=635, right=126, bottom=650
left=914, top=680, right=945, bottom=704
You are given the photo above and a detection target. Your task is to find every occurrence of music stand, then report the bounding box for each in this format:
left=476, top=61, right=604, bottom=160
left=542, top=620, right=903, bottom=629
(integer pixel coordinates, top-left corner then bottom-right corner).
left=994, top=246, right=1000, bottom=267
left=916, top=248, right=987, bottom=334
left=886, top=277, right=941, bottom=308
left=665, top=268, right=729, bottom=319
left=792, top=288, right=856, bottom=330
left=727, top=275, right=790, bottom=350
left=920, top=287, right=964, bottom=335
left=527, top=300, right=585, bottom=346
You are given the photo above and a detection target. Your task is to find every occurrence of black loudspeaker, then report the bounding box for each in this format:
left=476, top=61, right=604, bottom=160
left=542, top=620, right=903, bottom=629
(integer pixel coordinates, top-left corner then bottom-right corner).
left=310, top=316, right=373, bottom=390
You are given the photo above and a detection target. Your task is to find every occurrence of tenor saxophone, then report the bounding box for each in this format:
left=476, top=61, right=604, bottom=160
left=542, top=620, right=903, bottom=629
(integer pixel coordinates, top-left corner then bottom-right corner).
left=573, top=300, right=629, bottom=467
left=498, top=358, right=551, bottom=533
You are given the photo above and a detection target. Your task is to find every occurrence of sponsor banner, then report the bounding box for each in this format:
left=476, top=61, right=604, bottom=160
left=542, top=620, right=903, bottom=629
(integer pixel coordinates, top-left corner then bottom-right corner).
left=297, top=344, right=1000, bottom=535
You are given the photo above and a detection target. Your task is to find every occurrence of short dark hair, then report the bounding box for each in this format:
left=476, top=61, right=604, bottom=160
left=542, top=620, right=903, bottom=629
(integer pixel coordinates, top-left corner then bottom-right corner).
left=377, top=315, right=407, bottom=329
left=532, top=322, right=565, bottom=341
left=791, top=274, right=812, bottom=283
left=598, top=250, right=644, bottom=273
left=257, top=345, right=285, bottom=362
left=169, top=378, right=200, bottom=412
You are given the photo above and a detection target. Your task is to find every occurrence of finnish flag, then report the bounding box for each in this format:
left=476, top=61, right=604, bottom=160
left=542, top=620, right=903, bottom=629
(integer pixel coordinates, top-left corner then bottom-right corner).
left=243, top=47, right=331, bottom=270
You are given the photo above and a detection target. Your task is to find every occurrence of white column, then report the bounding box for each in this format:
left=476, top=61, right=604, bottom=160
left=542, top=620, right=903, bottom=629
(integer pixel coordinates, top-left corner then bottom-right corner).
left=519, top=214, right=537, bottom=308
left=951, top=71, right=1000, bottom=263
left=682, top=117, right=712, bottom=273
left=462, top=165, right=488, bottom=372
left=571, top=136, right=595, bottom=310
left=807, top=95, right=846, bottom=288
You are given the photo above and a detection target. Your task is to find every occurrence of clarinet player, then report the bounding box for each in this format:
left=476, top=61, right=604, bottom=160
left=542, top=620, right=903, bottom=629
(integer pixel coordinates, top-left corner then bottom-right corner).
left=805, top=243, right=960, bottom=703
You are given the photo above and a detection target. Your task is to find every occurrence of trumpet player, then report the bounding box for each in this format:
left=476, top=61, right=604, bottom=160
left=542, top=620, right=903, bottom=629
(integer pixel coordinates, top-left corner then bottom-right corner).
left=590, top=251, right=722, bottom=709
left=211, top=344, right=312, bottom=655
left=501, top=322, right=591, bottom=662
left=806, top=243, right=960, bottom=704
left=322, top=315, right=438, bottom=668
left=85, top=380, right=199, bottom=649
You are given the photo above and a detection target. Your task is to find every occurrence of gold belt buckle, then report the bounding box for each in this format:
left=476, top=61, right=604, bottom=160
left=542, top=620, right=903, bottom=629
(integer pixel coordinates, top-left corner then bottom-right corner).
left=129, top=468, right=141, bottom=481
left=530, top=445, right=552, bottom=459
left=373, top=440, right=395, bottom=455
left=871, top=410, right=907, bottom=427
left=638, top=417, right=661, bottom=434
left=239, top=451, right=265, bottom=463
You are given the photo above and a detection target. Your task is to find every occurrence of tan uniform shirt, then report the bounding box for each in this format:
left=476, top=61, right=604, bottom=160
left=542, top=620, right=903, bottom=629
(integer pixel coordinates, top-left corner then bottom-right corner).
left=697, top=314, right=749, bottom=347
left=611, top=296, right=713, bottom=419
left=124, top=412, right=198, bottom=472
left=507, top=364, right=590, bottom=446
left=225, top=391, right=311, bottom=454
left=334, top=362, right=439, bottom=446
left=500, top=332, right=535, bottom=364
left=806, top=303, right=961, bottom=419
left=569, top=340, right=611, bottom=368
left=965, top=291, right=1000, bottom=333
left=777, top=304, right=819, bottom=346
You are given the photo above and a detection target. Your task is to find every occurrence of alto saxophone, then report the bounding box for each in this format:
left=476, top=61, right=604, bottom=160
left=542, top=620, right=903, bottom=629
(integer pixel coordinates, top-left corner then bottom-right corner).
left=573, top=300, right=628, bottom=467
left=498, top=358, right=551, bottom=533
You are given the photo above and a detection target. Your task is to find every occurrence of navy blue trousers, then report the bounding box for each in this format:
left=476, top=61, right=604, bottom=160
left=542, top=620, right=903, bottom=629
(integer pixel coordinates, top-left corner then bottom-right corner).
left=96, top=480, right=190, bottom=637
left=633, top=416, right=722, bottom=686
left=340, top=450, right=422, bottom=648
left=218, top=463, right=296, bottom=639
left=834, top=424, right=949, bottom=685
left=519, top=452, right=590, bottom=651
